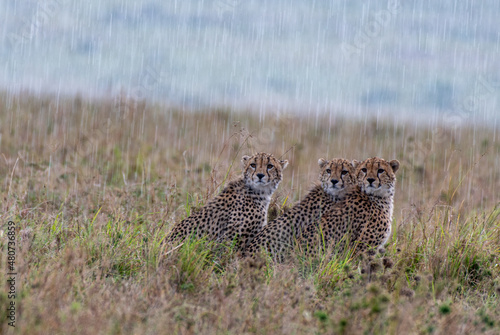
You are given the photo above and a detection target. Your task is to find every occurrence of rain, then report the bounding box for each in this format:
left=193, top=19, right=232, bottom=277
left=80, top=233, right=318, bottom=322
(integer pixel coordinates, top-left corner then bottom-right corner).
left=1, top=0, right=499, bottom=333
left=2, top=1, right=498, bottom=121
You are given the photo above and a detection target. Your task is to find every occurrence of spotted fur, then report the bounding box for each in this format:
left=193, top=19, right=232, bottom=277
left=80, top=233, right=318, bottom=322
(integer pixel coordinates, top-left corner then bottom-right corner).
left=302, top=157, right=400, bottom=255
left=243, top=158, right=358, bottom=260
left=165, top=152, right=288, bottom=250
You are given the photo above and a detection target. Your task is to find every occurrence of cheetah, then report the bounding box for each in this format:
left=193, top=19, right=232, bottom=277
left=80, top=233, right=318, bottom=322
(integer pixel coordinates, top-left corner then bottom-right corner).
left=301, top=157, right=400, bottom=256
left=243, top=158, right=358, bottom=261
left=165, top=152, right=288, bottom=251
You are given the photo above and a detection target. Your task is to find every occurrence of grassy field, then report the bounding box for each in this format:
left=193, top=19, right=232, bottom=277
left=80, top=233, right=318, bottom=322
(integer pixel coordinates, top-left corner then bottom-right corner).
left=1, top=92, right=499, bottom=334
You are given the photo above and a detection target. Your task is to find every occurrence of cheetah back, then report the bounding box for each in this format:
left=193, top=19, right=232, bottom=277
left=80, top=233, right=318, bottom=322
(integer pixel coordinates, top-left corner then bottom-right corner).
left=244, top=186, right=336, bottom=260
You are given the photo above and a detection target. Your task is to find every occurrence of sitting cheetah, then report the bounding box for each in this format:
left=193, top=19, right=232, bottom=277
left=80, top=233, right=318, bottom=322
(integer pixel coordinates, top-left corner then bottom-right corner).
left=165, top=152, right=288, bottom=251
left=301, top=157, right=400, bottom=256
left=243, top=158, right=358, bottom=261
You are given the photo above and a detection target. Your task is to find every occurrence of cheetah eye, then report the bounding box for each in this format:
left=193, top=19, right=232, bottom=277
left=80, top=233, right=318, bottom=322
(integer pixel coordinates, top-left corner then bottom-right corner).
left=325, top=169, right=331, bottom=174
left=378, top=169, right=385, bottom=174
left=250, top=163, right=256, bottom=168
left=361, top=168, right=367, bottom=173
left=341, top=170, right=348, bottom=176
left=267, top=164, right=274, bottom=169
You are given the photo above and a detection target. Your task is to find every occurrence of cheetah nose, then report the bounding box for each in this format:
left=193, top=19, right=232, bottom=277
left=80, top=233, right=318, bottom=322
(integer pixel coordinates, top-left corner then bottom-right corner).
left=256, top=173, right=265, bottom=180
left=331, top=179, right=339, bottom=186
left=367, top=178, right=376, bottom=185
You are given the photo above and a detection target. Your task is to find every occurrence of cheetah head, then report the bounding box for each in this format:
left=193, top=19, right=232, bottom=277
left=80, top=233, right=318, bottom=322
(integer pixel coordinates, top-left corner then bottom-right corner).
left=318, top=158, right=358, bottom=198
left=356, top=157, right=400, bottom=198
left=241, top=152, right=288, bottom=194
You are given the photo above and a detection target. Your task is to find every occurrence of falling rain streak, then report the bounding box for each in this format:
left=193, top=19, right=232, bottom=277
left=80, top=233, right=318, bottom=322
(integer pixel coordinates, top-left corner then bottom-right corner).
left=0, top=0, right=498, bottom=126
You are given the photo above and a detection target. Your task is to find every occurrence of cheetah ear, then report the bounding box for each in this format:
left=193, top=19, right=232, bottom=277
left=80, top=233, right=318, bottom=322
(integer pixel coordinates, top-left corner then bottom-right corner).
left=351, top=160, right=361, bottom=169
left=280, top=160, right=289, bottom=170
left=241, top=155, right=251, bottom=168
left=318, top=158, right=328, bottom=169
left=389, top=159, right=400, bottom=173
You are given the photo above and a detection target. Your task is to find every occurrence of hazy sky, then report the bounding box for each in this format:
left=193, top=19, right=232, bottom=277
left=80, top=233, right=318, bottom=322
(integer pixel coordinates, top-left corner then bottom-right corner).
left=1, top=0, right=499, bottom=124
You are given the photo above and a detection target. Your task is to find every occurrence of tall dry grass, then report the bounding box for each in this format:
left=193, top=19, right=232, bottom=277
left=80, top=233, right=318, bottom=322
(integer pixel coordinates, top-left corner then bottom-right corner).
left=0, top=92, right=499, bottom=334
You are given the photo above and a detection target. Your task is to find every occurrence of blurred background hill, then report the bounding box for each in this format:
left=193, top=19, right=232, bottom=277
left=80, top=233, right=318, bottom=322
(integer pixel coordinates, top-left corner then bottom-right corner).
left=1, top=0, right=499, bottom=125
